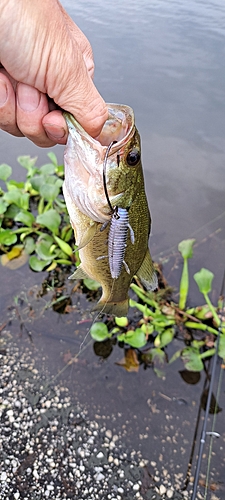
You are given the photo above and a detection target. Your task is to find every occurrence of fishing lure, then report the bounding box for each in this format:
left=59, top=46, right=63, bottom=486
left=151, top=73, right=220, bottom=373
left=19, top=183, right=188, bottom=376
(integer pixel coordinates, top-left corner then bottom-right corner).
left=102, top=141, right=135, bottom=279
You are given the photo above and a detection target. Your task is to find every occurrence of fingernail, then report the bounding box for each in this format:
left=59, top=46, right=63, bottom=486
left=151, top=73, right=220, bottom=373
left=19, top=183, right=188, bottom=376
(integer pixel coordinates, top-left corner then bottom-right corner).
left=0, top=80, right=8, bottom=106
left=44, top=124, right=66, bottom=140
left=17, top=84, right=41, bottom=111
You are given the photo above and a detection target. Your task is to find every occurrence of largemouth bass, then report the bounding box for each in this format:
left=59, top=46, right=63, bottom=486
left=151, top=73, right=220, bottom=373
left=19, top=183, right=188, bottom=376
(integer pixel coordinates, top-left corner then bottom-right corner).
left=63, top=104, right=157, bottom=317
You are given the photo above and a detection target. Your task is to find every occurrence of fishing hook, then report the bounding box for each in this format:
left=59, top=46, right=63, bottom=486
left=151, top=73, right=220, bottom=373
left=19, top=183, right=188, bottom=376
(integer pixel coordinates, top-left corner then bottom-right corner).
left=102, top=140, right=118, bottom=214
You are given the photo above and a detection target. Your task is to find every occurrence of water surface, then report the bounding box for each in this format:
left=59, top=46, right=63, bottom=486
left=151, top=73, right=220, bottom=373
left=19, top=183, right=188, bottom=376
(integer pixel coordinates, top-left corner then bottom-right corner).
left=1, top=0, right=225, bottom=496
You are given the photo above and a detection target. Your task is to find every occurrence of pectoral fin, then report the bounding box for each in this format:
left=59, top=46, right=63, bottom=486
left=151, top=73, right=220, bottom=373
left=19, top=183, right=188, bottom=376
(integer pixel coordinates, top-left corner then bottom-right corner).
left=136, top=249, right=158, bottom=291
left=69, top=265, right=90, bottom=280
left=74, top=223, right=98, bottom=250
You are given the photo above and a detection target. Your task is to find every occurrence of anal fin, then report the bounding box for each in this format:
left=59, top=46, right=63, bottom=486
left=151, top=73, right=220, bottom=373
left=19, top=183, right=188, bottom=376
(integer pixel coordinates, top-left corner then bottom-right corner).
left=69, top=265, right=90, bottom=280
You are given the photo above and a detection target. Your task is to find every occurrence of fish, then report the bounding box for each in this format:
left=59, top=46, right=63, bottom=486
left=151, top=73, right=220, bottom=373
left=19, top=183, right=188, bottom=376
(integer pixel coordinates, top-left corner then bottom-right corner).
left=63, top=104, right=158, bottom=317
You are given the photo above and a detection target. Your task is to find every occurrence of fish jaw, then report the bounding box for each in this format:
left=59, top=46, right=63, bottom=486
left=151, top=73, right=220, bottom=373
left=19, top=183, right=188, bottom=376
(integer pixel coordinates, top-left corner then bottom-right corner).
left=63, top=105, right=136, bottom=223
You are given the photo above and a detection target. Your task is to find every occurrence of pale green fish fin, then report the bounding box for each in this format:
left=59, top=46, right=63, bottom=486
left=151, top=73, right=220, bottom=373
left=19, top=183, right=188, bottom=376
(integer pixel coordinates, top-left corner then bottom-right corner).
left=76, top=223, right=98, bottom=250
left=93, top=299, right=129, bottom=318
left=136, top=249, right=158, bottom=291
left=68, top=265, right=90, bottom=280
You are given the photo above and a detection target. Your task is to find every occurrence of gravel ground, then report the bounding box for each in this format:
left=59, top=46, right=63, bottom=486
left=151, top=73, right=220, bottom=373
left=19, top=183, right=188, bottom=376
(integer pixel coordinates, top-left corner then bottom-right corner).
left=0, top=338, right=219, bottom=500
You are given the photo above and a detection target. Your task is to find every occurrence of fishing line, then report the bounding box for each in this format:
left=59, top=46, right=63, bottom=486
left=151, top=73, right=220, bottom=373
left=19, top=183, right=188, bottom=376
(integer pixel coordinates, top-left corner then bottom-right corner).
left=204, top=359, right=224, bottom=499
left=191, top=270, right=225, bottom=500
left=78, top=278, right=116, bottom=352
left=42, top=140, right=122, bottom=387
left=41, top=279, right=117, bottom=393
left=103, top=140, right=117, bottom=213
left=78, top=140, right=121, bottom=352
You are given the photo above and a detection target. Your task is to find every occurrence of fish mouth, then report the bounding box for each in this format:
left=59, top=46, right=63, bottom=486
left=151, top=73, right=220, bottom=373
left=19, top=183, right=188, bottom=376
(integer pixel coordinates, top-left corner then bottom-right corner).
left=64, top=103, right=135, bottom=152
left=63, top=104, right=135, bottom=222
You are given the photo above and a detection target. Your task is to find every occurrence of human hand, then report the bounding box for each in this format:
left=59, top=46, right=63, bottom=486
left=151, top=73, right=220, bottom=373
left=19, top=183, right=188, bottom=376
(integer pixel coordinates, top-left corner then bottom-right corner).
left=0, top=0, right=108, bottom=147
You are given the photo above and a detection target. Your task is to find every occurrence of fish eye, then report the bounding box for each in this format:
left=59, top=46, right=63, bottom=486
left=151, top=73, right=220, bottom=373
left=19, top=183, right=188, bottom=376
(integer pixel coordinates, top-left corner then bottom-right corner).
left=126, top=149, right=140, bottom=166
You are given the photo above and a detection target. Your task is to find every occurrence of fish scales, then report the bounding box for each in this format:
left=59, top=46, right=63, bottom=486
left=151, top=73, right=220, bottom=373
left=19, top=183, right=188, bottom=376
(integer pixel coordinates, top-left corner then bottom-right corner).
left=63, top=104, right=158, bottom=317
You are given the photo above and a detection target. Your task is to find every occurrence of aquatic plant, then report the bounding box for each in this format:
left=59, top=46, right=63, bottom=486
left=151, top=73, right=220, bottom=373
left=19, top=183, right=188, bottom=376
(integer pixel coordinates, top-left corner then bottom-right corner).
left=90, top=243, right=225, bottom=374
left=0, top=154, right=78, bottom=271
left=1, top=154, right=224, bottom=374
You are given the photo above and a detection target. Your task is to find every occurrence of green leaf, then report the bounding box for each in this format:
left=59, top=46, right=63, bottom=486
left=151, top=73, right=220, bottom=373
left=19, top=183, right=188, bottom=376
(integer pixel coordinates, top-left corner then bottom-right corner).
left=17, top=155, right=37, bottom=174
left=6, top=179, right=24, bottom=189
left=53, top=235, right=73, bottom=256
left=36, top=209, right=60, bottom=234
left=37, top=233, right=54, bottom=245
left=90, top=322, right=110, bottom=341
left=130, top=283, right=159, bottom=309
left=0, top=163, right=12, bottom=181
left=55, top=164, right=64, bottom=177
left=115, top=316, right=129, bottom=327
left=118, top=328, right=146, bottom=348
left=40, top=183, right=60, bottom=202
left=154, top=328, right=174, bottom=348
left=29, top=255, right=50, bottom=271
left=178, top=239, right=195, bottom=259
left=151, top=348, right=166, bottom=365
left=60, top=225, right=72, bottom=241
left=39, top=163, right=56, bottom=175
left=83, top=278, right=100, bottom=290
left=193, top=305, right=212, bottom=320
left=47, top=152, right=58, bottom=166
left=36, top=239, right=57, bottom=261
left=179, top=258, right=189, bottom=310
left=24, top=237, right=36, bottom=255
left=140, top=323, right=154, bottom=335
left=181, top=347, right=204, bottom=372
left=218, top=334, right=225, bottom=359
left=129, top=298, right=152, bottom=317
left=194, top=268, right=214, bottom=294
left=3, top=190, right=29, bottom=210
left=53, top=258, right=72, bottom=265
left=0, top=229, right=17, bottom=246
left=4, top=204, right=20, bottom=219
left=30, top=175, right=46, bottom=193
left=169, top=349, right=182, bottom=364
left=0, top=199, right=8, bottom=214
left=14, top=210, right=35, bottom=227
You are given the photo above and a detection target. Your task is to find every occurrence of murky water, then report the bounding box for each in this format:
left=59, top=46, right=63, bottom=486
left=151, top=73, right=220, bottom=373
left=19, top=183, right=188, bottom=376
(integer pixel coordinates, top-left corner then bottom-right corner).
left=1, top=0, right=225, bottom=497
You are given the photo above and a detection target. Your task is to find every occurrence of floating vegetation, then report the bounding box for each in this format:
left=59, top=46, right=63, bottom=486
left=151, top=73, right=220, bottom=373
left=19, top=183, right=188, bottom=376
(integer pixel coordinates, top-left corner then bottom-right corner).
left=0, top=154, right=78, bottom=271
left=1, top=155, right=224, bottom=375
left=90, top=243, right=225, bottom=374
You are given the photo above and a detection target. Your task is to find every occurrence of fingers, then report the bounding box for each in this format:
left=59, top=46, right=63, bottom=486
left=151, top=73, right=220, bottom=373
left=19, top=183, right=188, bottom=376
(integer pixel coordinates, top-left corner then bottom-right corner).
left=0, top=73, right=68, bottom=147
left=16, top=83, right=67, bottom=147
left=0, top=71, right=23, bottom=136
left=42, top=110, right=68, bottom=144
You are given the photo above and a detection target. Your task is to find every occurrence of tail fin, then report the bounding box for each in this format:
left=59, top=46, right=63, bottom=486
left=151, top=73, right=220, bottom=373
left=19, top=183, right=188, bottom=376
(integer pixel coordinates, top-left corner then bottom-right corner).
left=93, top=298, right=129, bottom=317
